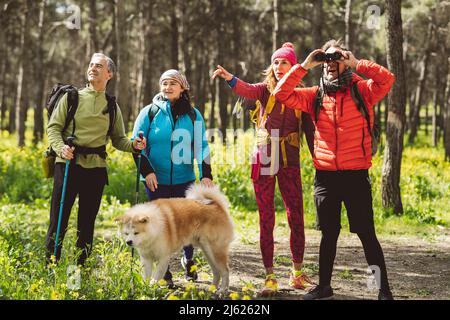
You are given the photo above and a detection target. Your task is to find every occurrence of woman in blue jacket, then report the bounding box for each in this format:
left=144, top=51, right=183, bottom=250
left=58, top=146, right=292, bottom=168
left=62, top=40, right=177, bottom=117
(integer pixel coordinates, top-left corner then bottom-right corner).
left=132, top=69, right=213, bottom=287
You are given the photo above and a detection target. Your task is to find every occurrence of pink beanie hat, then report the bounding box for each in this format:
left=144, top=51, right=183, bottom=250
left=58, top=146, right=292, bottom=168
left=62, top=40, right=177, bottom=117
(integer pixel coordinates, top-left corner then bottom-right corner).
left=271, top=42, right=297, bottom=66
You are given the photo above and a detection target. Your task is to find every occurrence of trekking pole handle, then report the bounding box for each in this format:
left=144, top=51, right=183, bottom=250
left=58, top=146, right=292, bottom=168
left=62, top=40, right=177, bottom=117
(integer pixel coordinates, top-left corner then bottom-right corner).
left=66, top=136, right=75, bottom=148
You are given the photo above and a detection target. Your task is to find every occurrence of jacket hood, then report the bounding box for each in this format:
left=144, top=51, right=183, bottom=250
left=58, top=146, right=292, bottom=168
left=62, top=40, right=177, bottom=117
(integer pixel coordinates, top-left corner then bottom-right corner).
left=152, top=92, right=193, bottom=117
left=152, top=92, right=170, bottom=114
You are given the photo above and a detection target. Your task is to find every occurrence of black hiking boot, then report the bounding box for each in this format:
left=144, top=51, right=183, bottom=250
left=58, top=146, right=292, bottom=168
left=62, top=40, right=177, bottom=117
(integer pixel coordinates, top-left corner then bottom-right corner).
left=303, top=285, right=334, bottom=300
left=163, top=269, right=175, bottom=289
left=181, top=256, right=198, bottom=281
left=378, top=289, right=394, bottom=300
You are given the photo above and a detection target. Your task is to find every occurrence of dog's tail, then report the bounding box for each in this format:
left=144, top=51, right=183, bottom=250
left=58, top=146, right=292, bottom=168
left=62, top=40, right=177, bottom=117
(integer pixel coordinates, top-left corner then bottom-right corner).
left=185, top=184, right=230, bottom=214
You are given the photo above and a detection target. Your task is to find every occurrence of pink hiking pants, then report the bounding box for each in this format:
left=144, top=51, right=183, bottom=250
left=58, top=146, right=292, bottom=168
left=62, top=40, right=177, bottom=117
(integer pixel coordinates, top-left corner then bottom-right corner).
left=253, top=166, right=306, bottom=269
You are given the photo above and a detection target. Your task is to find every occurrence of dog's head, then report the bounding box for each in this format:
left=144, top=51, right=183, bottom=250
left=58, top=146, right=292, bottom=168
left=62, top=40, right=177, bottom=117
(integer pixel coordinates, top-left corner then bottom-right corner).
left=114, top=205, right=152, bottom=248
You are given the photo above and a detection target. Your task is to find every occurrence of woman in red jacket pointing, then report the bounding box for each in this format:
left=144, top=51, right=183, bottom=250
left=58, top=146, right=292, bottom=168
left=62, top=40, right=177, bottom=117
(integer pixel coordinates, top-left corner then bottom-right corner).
left=212, top=43, right=313, bottom=296
left=274, top=39, right=395, bottom=300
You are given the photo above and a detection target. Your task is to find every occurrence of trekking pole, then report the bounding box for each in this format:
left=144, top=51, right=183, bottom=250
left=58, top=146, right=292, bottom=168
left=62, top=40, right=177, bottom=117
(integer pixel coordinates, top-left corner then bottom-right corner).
left=135, top=131, right=144, bottom=204
left=54, top=136, right=75, bottom=258
left=130, top=131, right=143, bottom=298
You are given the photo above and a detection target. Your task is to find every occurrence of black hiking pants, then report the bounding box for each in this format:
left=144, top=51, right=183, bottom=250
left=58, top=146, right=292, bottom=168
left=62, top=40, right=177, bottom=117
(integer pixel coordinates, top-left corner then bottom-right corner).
left=314, top=169, right=391, bottom=293
left=45, top=162, right=107, bottom=266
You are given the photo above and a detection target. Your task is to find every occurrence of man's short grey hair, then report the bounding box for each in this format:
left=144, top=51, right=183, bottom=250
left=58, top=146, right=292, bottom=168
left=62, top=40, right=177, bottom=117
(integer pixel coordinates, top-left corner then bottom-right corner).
left=91, top=53, right=116, bottom=76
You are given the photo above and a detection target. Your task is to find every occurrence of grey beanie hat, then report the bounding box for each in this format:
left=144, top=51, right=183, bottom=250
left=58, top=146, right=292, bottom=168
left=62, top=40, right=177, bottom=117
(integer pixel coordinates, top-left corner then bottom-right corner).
left=159, top=69, right=190, bottom=90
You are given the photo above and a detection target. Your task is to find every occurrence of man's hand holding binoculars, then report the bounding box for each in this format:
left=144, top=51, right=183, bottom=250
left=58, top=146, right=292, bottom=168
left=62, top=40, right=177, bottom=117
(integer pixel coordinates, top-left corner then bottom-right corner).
left=300, top=48, right=359, bottom=70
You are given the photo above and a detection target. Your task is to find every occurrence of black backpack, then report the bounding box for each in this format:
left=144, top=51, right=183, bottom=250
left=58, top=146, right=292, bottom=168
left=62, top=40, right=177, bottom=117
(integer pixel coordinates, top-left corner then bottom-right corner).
left=313, top=82, right=381, bottom=156
left=42, top=84, right=117, bottom=178
left=46, top=83, right=117, bottom=138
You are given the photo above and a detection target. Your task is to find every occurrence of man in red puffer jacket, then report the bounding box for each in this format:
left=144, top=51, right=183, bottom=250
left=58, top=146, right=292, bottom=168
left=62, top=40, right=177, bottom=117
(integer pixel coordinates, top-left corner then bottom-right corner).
left=274, top=39, right=395, bottom=300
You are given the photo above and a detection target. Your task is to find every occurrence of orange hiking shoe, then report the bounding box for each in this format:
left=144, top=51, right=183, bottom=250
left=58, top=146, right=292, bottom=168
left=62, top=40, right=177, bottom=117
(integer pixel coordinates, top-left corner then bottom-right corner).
left=289, top=270, right=315, bottom=290
left=260, top=274, right=278, bottom=297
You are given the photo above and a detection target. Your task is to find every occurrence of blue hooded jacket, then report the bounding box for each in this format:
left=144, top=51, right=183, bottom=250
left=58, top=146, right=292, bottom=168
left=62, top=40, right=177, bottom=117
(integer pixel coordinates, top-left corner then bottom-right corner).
left=132, top=93, right=211, bottom=185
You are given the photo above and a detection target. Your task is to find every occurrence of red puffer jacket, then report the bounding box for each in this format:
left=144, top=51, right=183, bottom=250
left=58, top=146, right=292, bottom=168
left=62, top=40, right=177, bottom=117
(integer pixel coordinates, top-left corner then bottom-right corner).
left=274, top=59, right=395, bottom=171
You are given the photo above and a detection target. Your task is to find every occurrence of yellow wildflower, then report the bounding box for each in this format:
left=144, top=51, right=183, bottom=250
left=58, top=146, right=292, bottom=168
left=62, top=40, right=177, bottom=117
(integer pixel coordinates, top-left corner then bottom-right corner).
left=229, top=292, right=239, bottom=300
left=50, top=290, right=59, bottom=300
left=185, top=282, right=196, bottom=291
left=189, top=264, right=198, bottom=273
left=208, top=285, right=217, bottom=293
left=158, top=279, right=167, bottom=287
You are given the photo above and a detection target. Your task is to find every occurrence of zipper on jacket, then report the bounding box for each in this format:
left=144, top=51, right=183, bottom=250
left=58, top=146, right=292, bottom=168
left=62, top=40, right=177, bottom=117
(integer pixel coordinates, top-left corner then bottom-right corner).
left=333, top=98, right=339, bottom=170
left=340, top=96, right=344, bottom=117
left=170, top=114, right=178, bottom=186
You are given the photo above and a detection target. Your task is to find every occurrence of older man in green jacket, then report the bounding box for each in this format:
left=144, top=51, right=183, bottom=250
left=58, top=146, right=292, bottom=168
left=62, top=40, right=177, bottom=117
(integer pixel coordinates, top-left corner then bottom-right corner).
left=46, top=53, right=146, bottom=266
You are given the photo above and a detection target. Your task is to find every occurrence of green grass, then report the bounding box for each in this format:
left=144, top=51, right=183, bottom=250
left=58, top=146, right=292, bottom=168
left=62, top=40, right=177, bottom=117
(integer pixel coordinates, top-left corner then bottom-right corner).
left=0, top=128, right=449, bottom=299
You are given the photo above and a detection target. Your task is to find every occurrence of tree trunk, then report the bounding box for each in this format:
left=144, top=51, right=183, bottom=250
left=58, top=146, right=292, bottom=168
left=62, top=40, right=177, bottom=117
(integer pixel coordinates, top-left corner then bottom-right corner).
left=179, top=1, right=192, bottom=85
left=170, top=0, right=179, bottom=69
left=432, top=83, right=438, bottom=147
left=344, top=0, right=353, bottom=49
left=108, top=2, right=118, bottom=96
left=134, top=4, right=144, bottom=117
left=115, top=0, right=132, bottom=132
left=376, top=101, right=382, bottom=130
left=381, top=0, right=407, bottom=215
left=15, top=0, right=32, bottom=147
left=311, top=0, right=323, bottom=83
left=194, top=39, right=207, bottom=115
left=142, top=1, right=154, bottom=105
left=209, top=77, right=216, bottom=142
left=215, top=0, right=228, bottom=143
left=0, top=26, right=5, bottom=131
left=232, top=0, right=241, bottom=132
left=272, top=0, right=278, bottom=52
left=444, top=73, right=450, bottom=161
left=33, top=0, right=46, bottom=143
left=8, top=80, right=16, bottom=133
left=89, top=0, right=99, bottom=52
left=408, top=22, right=433, bottom=144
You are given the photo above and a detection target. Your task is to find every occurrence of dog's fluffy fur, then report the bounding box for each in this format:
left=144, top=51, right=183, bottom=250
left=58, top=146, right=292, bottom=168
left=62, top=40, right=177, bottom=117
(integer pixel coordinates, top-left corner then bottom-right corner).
left=115, top=184, right=234, bottom=290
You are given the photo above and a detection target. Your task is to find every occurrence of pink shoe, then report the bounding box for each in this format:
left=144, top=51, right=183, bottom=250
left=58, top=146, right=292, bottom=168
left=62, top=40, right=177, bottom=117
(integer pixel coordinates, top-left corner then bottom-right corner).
left=289, top=271, right=315, bottom=290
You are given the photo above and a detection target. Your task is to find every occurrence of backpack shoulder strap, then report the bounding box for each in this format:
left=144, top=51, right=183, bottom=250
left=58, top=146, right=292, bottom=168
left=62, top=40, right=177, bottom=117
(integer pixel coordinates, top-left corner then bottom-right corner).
left=105, top=93, right=117, bottom=136
left=258, top=95, right=276, bottom=128
left=350, top=82, right=371, bottom=131
left=188, top=107, right=197, bottom=125
left=62, top=87, right=79, bottom=134
left=351, top=82, right=381, bottom=156
left=250, top=100, right=261, bottom=125
left=313, top=87, right=323, bottom=122
left=147, top=104, right=160, bottom=124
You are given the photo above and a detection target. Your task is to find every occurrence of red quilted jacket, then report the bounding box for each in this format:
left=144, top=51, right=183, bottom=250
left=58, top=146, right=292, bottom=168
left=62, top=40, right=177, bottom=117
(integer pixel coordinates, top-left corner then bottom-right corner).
left=274, top=59, right=395, bottom=171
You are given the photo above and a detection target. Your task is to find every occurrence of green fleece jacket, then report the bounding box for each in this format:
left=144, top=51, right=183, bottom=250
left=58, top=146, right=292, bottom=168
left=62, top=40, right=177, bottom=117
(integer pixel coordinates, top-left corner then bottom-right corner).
left=47, top=86, right=136, bottom=168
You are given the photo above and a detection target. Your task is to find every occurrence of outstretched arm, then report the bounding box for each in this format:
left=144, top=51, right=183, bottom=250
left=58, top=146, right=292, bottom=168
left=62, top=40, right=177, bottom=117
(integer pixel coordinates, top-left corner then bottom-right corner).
left=212, top=65, right=265, bottom=100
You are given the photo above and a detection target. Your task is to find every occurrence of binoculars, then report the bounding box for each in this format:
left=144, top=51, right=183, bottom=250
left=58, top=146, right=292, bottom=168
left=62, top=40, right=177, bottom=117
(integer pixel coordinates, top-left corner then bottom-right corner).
left=314, top=51, right=343, bottom=62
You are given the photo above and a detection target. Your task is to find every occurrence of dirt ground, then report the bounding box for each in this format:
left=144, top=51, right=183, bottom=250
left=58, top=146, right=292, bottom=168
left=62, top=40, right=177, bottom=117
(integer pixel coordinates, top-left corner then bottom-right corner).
left=169, top=228, right=450, bottom=300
